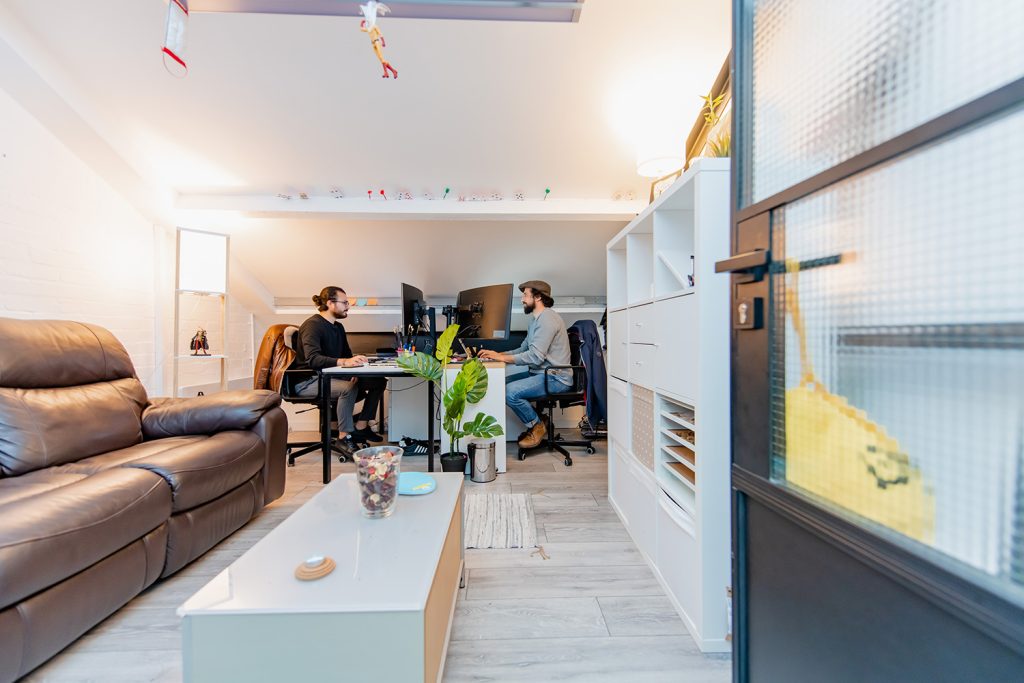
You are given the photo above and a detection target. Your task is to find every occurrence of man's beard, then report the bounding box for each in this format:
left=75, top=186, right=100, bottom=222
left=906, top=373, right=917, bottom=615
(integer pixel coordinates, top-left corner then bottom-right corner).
left=523, top=302, right=535, bottom=314
left=332, top=310, right=347, bottom=320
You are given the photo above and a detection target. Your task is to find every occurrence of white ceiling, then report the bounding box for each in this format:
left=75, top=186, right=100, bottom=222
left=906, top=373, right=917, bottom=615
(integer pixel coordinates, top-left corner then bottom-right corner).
left=3, top=0, right=730, bottom=200
left=1, top=0, right=731, bottom=304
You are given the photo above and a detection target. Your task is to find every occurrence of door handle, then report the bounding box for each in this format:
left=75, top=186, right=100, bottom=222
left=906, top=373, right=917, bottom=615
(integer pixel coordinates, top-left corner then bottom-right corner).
left=715, top=249, right=770, bottom=274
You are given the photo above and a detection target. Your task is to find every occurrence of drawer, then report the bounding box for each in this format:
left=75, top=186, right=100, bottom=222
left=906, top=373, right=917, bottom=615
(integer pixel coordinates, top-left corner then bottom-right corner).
left=607, top=377, right=630, bottom=447
left=608, top=309, right=629, bottom=380
left=655, top=294, right=698, bottom=402
left=657, top=492, right=700, bottom=627
left=629, top=303, right=656, bottom=345
left=630, top=342, right=656, bottom=388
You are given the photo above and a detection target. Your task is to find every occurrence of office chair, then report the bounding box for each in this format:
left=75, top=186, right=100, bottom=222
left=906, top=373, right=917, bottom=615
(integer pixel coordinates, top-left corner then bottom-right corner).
left=278, top=326, right=359, bottom=466
left=517, top=328, right=596, bottom=467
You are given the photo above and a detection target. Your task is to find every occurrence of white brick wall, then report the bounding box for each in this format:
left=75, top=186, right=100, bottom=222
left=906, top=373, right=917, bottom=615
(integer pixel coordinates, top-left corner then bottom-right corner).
left=0, top=87, right=160, bottom=391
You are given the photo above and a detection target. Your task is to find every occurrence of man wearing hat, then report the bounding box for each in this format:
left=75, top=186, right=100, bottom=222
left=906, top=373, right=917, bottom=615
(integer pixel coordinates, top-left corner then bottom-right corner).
left=479, top=280, right=572, bottom=449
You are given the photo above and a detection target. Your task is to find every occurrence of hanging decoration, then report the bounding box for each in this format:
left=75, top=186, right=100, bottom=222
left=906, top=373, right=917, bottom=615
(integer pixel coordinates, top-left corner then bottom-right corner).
left=359, top=2, right=398, bottom=79
left=162, top=0, right=189, bottom=78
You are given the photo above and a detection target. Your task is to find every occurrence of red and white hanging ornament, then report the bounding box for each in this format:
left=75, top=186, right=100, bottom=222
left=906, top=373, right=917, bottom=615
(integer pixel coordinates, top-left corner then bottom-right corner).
left=162, top=0, right=189, bottom=78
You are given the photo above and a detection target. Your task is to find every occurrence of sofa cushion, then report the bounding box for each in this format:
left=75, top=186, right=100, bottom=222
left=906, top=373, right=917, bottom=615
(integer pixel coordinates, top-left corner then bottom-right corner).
left=0, top=378, right=148, bottom=476
left=120, top=431, right=265, bottom=513
left=62, top=436, right=206, bottom=474
left=0, top=469, right=89, bottom=508
left=0, top=468, right=170, bottom=610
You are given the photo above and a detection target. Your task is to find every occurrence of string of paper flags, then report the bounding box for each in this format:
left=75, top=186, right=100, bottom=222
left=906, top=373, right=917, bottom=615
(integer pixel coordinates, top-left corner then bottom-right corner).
left=272, top=187, right=637, bottom=201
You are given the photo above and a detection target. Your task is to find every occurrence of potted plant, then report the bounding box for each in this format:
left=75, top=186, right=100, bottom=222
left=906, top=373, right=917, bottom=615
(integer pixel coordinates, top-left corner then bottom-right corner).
left=396, top=324, right=504, bottom=472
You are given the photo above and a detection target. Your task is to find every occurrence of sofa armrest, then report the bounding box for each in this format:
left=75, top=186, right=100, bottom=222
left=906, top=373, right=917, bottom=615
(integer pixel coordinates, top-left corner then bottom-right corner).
left=142, top=390, right=282, bottom=439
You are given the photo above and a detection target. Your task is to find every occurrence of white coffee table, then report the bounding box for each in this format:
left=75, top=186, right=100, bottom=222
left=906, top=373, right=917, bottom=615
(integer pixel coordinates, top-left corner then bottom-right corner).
left=178, top=473, right=465, bottom=682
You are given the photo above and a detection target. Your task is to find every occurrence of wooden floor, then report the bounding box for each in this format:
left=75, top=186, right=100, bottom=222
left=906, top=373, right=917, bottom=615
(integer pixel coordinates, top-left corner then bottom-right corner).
left=27, top=436, right=732, bottom=682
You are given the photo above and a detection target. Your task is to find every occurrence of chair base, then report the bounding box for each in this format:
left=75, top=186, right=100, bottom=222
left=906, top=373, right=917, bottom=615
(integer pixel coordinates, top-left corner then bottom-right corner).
left=516, top=406, right=596, bottom=467
left=287, top=437, right=366, bottom=466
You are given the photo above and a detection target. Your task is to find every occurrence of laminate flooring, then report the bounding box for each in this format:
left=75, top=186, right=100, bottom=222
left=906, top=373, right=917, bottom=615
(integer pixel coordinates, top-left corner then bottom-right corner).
left=26, top=435, right=731, bottom=682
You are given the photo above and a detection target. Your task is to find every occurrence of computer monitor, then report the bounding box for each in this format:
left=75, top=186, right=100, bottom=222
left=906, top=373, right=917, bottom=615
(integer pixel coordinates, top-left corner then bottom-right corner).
left=454, top=283, right=513, bottom=341
left=401, top=283, right=428, bottom=334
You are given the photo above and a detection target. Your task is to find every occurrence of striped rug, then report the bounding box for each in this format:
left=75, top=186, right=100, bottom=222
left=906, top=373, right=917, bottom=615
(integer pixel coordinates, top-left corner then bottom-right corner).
left=464, top=493, right=538, bottom=549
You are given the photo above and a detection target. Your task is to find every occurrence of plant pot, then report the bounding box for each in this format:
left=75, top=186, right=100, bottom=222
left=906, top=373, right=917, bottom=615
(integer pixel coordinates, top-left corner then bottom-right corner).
left=439, top=451, right=468, bottom=473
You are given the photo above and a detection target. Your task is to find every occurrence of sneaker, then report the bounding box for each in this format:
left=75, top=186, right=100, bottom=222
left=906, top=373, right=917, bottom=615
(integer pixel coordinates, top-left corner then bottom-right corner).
left=518, top=421, right=547, bottom=449
left=352, top=427, right=383, bottom=443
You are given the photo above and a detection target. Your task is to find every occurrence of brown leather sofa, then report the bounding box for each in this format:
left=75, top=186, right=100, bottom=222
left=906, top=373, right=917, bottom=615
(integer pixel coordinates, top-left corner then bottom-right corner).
left=0, top=318, right=287, bottom=681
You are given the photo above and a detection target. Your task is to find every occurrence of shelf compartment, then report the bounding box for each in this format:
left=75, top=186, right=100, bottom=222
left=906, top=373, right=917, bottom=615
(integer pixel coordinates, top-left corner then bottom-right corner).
left=660, top=485, right=696, bottom=519
left=175, top=354, right=227, bottom=360
left=664, top=461, right=696, bottom=489
left=660, top=409, right=696, bottom=430
left=662, top=445, right=696, bottom=470
left=663, top=428, right=696, bottom=449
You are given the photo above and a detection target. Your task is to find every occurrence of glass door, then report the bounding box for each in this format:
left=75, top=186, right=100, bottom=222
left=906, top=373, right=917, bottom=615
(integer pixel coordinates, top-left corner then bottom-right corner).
left=726, top=1, right=1024, bottom=680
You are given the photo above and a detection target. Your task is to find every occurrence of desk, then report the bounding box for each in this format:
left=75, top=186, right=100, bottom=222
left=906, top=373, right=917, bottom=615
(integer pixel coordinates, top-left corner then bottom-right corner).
left=320, top=361, right=508, bottom=484
left=320, top=364, right=435, bottom=483
left=178, top=473, right=464, bottom=682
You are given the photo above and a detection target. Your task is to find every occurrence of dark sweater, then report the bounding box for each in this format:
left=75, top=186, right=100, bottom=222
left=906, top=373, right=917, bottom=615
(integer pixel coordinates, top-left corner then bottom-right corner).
left=293, top=314, right=353, bottom=371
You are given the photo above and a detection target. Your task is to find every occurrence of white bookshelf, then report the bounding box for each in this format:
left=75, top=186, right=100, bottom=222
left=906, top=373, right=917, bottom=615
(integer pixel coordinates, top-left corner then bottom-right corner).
left=605, top=157, right=732, bottom=652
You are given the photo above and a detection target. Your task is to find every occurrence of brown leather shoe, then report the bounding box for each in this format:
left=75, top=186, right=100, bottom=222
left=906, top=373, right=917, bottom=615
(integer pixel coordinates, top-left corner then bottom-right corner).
left=518, top=421, right=547, bottom=449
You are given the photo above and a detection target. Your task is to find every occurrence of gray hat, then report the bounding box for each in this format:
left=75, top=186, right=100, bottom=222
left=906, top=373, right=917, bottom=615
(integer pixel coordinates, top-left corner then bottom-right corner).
left=518, top=280, right=552, bottom=298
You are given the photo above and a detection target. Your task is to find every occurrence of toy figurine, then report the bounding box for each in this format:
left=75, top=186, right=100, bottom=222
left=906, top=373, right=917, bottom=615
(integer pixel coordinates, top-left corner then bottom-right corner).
left=359, top=2, right=398, bottom=79
left=190, top=327, right=210, bottom=356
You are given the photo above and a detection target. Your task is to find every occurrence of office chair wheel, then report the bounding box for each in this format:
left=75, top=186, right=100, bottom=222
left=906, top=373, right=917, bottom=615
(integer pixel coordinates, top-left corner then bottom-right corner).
left=517, top=449, right=526, bottom=461
left=586, top=446, right=596, bottom=455
left=337, top=454, right=348, bottom=464
left=564, top=456, right=573, bottom=467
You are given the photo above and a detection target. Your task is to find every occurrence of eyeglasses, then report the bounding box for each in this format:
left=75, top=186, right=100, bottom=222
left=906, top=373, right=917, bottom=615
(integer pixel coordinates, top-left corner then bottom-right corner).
left=330, top=299, right=350, bottom=306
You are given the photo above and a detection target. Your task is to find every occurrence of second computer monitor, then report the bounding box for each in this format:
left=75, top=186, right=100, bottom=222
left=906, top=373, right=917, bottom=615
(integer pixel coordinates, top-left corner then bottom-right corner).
left=455, top=283, right=513, bottom=341
left=401, top=283, right=427, bottom=333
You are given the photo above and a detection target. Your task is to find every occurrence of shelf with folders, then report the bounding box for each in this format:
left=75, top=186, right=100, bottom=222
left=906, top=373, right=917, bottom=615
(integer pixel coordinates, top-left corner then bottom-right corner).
left=657, top=394, right=698, bottom=516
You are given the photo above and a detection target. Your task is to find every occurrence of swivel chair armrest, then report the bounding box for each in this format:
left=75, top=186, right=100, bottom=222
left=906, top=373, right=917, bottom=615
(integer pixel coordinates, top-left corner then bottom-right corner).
left=142, top=390, right=282, bottom=438
left=543, top=364, right=585, bottom=396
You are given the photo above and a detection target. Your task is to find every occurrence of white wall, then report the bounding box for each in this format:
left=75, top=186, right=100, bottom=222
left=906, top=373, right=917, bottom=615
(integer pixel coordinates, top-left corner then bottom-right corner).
left=0, top=87, right=260, bottom=397
left=0, top=86, right=162, bottom=391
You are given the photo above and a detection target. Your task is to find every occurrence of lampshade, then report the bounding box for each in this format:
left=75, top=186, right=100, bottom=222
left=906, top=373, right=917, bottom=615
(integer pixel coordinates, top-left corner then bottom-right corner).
left=636, top=155, right=684, bottom=178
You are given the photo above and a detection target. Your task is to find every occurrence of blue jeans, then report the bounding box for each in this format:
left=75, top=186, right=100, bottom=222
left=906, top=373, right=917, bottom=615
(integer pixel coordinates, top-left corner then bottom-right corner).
left=505, top=369, right=572, bottom=428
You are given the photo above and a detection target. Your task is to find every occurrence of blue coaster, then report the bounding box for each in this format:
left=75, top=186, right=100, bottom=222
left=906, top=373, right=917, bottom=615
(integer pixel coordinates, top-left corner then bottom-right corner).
left=398, top=472, right=436, bottom=496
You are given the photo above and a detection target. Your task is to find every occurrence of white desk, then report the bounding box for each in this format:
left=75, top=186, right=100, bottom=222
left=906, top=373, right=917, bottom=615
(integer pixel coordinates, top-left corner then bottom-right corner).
left=440, top=363, right=507, bottom=474
left=178, top=473, right=465, bottom=682
left=321, top=361, right=507, bottom=482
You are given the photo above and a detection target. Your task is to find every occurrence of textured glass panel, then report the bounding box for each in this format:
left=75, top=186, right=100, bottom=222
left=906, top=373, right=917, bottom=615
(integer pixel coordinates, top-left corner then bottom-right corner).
left=748, top=0, right=1024, bottom=205
left=770, top=107, right=1024, bottom=604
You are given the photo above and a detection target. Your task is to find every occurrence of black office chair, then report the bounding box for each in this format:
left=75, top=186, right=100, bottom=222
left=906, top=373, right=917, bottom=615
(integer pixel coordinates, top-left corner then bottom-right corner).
left=279, top=327, right=357, bottom=466
left=517, top=328, right=596, bottom=467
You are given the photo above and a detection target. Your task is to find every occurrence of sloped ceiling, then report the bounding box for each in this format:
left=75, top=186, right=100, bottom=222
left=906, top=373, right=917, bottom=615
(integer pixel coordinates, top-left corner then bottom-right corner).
left=1, top=0, right=731, bottom=302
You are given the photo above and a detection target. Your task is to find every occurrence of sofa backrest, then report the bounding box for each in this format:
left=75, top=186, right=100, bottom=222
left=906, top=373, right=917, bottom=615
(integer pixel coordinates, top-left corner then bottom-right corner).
left=0, top=318, right=148, bottom=476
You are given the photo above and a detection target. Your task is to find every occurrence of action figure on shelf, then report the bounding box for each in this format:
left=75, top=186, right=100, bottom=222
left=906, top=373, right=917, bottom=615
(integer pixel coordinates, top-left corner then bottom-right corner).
left=190, top=327, right=210, bottom=356
left=359, top=1, right=398, bottom=79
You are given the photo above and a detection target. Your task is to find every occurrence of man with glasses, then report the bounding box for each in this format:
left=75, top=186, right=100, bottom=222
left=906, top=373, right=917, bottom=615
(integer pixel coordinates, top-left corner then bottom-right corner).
left=292, top=285, right=386, bottom=444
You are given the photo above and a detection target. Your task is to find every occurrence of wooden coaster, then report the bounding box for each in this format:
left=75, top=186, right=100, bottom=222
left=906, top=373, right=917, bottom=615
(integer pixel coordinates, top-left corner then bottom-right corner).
left=294, top=556, right=336, bottom=581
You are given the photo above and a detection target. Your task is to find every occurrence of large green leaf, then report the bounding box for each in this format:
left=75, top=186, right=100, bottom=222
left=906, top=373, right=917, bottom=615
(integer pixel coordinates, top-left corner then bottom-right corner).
left=396, top=351, right=442, bottom=383
left=462, top=413, right=504, bottom=439
left=444, top=383, right=467, bottom=426
left=459, top=359, right=489, bottom=405
left=435, top=324, right=459, bottom=364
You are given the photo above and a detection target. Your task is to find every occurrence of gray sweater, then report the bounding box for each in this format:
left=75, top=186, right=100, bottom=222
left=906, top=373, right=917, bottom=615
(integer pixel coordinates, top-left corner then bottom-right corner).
left=509, top=308, right=572, bottom=382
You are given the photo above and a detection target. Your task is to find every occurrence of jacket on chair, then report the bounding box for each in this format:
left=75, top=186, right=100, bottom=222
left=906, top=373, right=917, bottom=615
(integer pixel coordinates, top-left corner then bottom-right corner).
left=254, top=324, right=296, bottom=393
